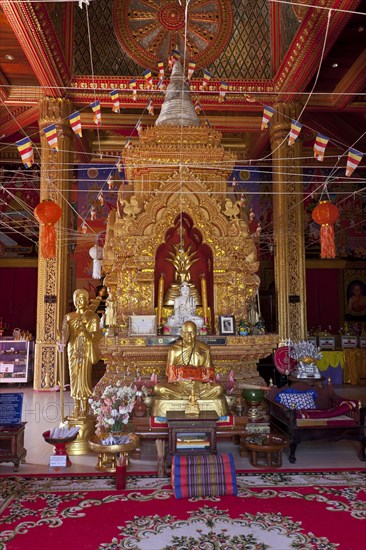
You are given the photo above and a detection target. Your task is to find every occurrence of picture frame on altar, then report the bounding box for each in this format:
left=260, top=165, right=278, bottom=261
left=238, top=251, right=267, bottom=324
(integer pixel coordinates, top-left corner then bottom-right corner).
left=129, top=315, right=157, bottom=336
left=219, top=315, right=235, bottom=336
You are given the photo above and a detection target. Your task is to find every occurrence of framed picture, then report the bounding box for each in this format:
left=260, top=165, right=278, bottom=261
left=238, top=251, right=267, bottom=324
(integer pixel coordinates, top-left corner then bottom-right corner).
left=129, top=315, right=157, bottom=336
left=219, top=315, right=235, bottom=336
left=344, top=270, right=366, bottom=321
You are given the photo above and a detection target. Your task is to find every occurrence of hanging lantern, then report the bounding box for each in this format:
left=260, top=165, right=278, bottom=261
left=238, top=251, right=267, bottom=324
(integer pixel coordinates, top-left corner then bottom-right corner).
left=89, top=244, right=103, bottom=279
left=312, top=200, right=339, bottom=259
left=34, top=199, right=62, bottom=259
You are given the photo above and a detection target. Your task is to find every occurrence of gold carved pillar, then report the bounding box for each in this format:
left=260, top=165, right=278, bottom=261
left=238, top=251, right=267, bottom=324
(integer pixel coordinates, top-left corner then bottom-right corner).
left=34, top=98, right=73, bottom=390
left=270, top=103, right=307, bottom=341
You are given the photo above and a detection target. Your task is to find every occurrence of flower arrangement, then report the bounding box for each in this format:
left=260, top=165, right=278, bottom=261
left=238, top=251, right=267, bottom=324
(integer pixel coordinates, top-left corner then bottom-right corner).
left=89, top=383, right=137, bottom=435
left=215, top=370, right=235, bottom=395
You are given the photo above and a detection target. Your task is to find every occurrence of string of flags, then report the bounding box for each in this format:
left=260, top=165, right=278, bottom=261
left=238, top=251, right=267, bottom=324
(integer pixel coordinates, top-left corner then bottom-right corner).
left=13, top=54, right=364, bottom=184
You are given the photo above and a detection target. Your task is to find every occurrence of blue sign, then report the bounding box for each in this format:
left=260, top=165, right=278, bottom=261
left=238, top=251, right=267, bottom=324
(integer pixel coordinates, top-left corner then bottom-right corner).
left=0, top=393, right=23, bottom=425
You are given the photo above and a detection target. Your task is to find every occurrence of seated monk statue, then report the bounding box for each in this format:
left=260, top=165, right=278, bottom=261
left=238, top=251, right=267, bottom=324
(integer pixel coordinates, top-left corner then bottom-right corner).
left=154, top=320, right=229, bottom=417
left=165, top=282, right=204, bottom=335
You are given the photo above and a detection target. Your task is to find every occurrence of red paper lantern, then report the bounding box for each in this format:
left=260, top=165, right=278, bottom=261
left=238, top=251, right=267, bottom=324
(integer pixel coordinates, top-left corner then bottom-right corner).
left=312, top=200, right=339, bottom=259
left=34, top=199, right=62, bottom=259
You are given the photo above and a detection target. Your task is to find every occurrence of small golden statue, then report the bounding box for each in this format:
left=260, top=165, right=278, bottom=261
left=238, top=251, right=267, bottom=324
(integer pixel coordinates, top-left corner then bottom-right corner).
left=153, top=321, right=229, bottom=417
left=185, top=382, right=200, bottom=416
left=61, top=289, right=102, bottom=419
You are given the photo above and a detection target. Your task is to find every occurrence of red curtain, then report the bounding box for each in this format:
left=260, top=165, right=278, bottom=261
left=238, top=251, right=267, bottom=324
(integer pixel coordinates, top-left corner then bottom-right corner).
left=0, top=267, right=37, bottom=335
left=306, top=269, right=340, bottom=333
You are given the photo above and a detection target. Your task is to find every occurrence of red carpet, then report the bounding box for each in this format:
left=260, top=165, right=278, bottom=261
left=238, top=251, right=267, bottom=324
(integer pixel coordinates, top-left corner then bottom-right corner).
left=1, top=471, right=365, bottom=549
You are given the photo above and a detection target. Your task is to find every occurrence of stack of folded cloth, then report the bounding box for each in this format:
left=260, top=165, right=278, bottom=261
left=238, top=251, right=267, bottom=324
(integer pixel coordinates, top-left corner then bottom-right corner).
left=171, top=453, right=237, bottom=499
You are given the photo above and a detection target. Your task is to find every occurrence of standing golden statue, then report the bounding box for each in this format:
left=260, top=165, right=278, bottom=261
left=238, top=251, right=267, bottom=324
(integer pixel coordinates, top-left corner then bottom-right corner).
left=62, top=289, right=102, bottom=419
left=153, top=321, right=229, bottom=417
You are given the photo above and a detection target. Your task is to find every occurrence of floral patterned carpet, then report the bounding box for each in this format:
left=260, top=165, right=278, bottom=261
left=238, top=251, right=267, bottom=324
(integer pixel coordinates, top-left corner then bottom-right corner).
left=1, top=470, right=365, bottom=549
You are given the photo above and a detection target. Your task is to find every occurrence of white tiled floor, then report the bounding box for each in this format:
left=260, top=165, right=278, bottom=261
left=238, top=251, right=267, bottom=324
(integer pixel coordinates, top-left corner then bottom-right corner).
left=0, top=385, right=365, bottom=475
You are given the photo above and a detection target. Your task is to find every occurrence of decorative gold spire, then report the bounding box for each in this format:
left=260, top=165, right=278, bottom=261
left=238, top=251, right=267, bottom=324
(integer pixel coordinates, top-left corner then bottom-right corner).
left=155, top=60, right=200, bottom=127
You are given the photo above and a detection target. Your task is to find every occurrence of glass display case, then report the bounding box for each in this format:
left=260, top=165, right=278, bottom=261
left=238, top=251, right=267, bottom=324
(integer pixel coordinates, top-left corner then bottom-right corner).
left=0, top=339, right=34, bottom=384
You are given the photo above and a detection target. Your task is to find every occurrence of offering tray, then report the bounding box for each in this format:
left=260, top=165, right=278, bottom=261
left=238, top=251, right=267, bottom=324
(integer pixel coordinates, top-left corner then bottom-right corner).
left=42, top=429, right=79, bottom=467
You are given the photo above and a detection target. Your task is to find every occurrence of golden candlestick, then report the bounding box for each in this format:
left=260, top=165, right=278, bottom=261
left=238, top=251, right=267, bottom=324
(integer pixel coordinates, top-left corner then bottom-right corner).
left=157, top=274, right=165, bottom=326
left=201, top=274, right=209, bottom=323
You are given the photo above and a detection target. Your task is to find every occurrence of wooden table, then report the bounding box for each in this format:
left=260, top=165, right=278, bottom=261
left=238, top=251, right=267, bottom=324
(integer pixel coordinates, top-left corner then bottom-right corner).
left=244, top=433, right=287, bottom=468
left=165, top=411, right=219, bottom=471
left=0, top=423, right=27, bottom=472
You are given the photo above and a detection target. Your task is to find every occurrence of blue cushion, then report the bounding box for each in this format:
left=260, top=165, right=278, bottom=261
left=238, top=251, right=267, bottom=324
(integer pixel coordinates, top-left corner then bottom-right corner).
left=276, top=388, right=317, bottom=410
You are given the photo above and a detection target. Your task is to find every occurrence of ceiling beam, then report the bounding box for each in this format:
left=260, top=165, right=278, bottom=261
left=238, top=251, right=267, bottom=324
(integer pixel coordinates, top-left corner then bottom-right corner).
left=274, top=0, right=360, bottom=99
left=0, top=0, right=71, bottom=96
left=0, top=105, right=39, bottom=139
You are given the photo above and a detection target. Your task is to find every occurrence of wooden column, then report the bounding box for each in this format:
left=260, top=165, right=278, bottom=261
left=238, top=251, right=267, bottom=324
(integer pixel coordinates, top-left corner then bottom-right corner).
left=270, top=103, right=307, bottom=341
left=34, top=98, right=73, bottom=390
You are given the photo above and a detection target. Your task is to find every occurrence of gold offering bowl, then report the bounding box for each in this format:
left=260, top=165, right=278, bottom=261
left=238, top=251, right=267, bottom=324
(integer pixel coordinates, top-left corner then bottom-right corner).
left=88, top=433, right=140, bottom=473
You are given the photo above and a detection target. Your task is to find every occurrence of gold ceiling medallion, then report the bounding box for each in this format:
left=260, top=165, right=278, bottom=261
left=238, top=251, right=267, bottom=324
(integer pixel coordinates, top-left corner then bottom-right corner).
left=113, top=0, right=234, bottom=70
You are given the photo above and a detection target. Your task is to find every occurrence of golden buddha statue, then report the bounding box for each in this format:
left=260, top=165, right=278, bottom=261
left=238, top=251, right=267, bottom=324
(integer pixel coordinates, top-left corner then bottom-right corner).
left=153, top=321, right=229, bottom=417
left=61, top=289, right=102, bottom=419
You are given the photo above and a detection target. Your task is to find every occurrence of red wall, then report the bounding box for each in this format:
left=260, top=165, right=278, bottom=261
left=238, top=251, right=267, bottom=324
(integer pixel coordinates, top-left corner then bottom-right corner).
left=306, top=269, right=341, bottom=333
left=0, top=267, right=37, bottom=336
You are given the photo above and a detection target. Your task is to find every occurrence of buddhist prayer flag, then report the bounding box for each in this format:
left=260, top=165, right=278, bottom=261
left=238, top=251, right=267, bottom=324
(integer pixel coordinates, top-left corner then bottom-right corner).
left=109, top=90, right=120, bottom=113
left=107, top=175, right=114, bottom=189
left=158, top=62, right=164, bottom=77
left=346, top=148, right=363, bottom=177
left=116, top=158, right=123, bottom=172
left=68, top=111, right=82, bottom=137
left=124, top=138, right=133, bottom=150
left=147, top=99, right=154, bottom=115
left=219, top=81, right=228, bottom=102
left=135, top=120, right=142, bottom=135
left=261, top=106, right=275, bottom=130
left=288, top=120, right=302, bottom=145
left=90, top=100, right=102, bottom=125
left=129, top=79, right=137, bottom=101
left=194, top=99, right=201, bottom=114
left=169, top=49, right=181, bottom=68
left=142, top=69, right=153, bottom=89
left=90, top=204, right=97, bottom=220
left=16, top=137, right=34, bottom=168
left=157, top=77, right=166, bottom=92
left=43, top=123, right=58, bottom=152
left=202, top=69, right=213, bottom=88
left=314, top=133, right=329, bottom=161
left=187, top=61, right=196, bottom=80
left=81, top=221, right=88, bottom=234
left=97, top=192, right=104, bottom=206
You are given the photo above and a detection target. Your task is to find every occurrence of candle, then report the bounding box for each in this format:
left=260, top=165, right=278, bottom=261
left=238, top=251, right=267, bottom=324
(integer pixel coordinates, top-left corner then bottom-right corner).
left=157, top=274, right=165, bottom=325
left=201, top=274, right=209, bottom=322
left=257, top=288, right=261, bottom=316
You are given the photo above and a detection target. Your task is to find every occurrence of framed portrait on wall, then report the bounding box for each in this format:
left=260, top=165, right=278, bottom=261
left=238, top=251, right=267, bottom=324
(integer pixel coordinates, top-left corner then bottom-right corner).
left=219, top=315, right=236, bottom=336
left=344, top=270, right=366, bottom=321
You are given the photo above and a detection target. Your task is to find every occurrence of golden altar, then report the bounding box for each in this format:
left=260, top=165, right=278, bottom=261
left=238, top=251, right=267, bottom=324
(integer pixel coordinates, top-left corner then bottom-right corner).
left=97, top=61, right=279, bottom=393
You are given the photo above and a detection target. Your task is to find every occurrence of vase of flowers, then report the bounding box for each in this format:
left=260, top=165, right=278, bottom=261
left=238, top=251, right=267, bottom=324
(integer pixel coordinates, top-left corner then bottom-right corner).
left=89, top=383, right=137, bottom=437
